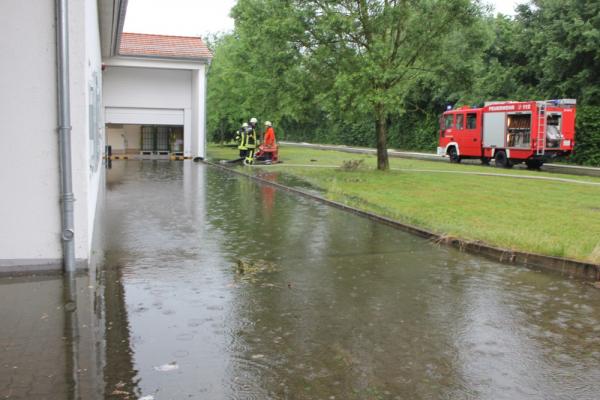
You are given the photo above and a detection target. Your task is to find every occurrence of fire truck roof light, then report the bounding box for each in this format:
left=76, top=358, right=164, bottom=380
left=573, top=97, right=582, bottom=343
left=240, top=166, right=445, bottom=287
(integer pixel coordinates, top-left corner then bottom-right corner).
left=546, top=99, right=577, bottom=106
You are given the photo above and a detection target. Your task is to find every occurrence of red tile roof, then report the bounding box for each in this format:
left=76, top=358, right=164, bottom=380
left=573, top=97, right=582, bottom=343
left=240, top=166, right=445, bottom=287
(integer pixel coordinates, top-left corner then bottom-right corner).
left=119, top=32, right=212, bottom=60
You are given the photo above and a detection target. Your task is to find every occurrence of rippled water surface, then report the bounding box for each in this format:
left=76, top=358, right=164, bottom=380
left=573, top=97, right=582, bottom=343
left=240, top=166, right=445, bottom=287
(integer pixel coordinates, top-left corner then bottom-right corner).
left=2, top=160, right=600, bottom=400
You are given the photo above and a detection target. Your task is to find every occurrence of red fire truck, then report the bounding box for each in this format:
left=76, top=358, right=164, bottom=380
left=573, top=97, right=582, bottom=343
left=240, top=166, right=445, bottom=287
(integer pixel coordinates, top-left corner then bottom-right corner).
left=437, top=99, right=576, bottom=168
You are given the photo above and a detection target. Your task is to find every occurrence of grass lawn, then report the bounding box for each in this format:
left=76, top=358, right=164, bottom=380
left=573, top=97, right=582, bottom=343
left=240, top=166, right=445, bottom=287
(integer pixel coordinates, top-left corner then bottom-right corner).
left=208, top=143, right=600, bottom=263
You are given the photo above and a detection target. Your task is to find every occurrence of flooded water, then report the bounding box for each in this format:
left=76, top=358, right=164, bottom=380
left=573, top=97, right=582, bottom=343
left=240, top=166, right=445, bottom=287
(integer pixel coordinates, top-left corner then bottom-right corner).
left=2, top=160, right=600, bottom=400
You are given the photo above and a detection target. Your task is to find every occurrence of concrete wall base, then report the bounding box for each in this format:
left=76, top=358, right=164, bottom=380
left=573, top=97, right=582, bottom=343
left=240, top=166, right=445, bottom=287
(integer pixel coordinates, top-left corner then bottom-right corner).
left=0, top=259, right=88, bottom=276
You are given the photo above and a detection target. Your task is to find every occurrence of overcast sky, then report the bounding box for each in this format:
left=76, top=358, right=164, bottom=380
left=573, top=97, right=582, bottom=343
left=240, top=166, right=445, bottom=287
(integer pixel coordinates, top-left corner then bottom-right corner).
left=124, top=0, right=236, bottom=36
left=124, top=0, right=526, bottom=37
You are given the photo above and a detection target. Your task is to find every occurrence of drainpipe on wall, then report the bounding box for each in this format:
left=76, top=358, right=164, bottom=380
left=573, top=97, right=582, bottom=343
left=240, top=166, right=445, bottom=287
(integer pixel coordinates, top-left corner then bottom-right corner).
left=56, top=0, right=81, bottom=400
left=56, top=4, right=81, bottom=398
left=56, top=0, right=76, bottom=273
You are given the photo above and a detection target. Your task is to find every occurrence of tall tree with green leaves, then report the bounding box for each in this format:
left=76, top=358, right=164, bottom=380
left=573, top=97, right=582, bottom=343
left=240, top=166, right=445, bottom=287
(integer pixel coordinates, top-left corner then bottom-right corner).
left=207, top=34, right=250, bottom=142
left=521, top=0, right=600, bottom=104
left=229, top=0, right=311, bottom=135
left=290, top=0, right=482, bottom=169
left=207, top=0, right=311, bottom=142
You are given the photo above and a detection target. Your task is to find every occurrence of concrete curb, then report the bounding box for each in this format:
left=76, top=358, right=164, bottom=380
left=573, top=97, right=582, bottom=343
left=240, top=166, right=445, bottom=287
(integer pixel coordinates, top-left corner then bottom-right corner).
left=206, top=160, right=600, bottom=281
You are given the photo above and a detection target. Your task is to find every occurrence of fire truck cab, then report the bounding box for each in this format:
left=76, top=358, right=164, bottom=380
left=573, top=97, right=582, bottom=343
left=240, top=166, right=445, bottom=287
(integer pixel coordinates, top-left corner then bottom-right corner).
left=437, top=99, right=576, bottom=168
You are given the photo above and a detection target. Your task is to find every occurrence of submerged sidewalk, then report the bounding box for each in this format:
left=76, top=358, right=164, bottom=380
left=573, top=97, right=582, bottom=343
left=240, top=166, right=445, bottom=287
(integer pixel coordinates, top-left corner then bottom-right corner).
left=2, top=160, right=600, bottom=399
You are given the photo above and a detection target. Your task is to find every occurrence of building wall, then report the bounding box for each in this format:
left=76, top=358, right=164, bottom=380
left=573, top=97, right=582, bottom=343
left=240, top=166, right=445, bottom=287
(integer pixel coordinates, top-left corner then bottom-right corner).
left=103, top=67, right=192, bottom=109
left=71, top=0, right=105, bottom=261
left=0, top=0, right=104, bottom=271
left=0, top=1, right=61, bottom=264
left=83, top=0, right=105, bottom=253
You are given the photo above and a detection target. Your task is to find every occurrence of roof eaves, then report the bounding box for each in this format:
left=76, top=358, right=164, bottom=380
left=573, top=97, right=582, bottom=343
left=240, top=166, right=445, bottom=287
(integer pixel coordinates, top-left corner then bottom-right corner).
left=117, top=53, right=213, bottom=64
left=113, top=0, right=129, bottom=57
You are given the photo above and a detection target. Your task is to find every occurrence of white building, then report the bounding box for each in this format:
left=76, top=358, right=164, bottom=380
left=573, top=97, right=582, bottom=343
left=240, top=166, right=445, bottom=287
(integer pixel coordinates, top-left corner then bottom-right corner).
left=104, top=33, right=211, bottom=159
left=0, top=0, right=211, bottom=274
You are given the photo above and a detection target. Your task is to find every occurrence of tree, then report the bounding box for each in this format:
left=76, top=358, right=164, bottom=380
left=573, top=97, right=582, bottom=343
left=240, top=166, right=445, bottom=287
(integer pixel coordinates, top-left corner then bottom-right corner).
left=206, top=34, right=248, bottom=143
left=207, top=0, right=600, bottom=166
left=525, top=0, right=600, bottom=104
left=291, top=0, right=482, bottom=170
left=472, top=0, right=600, bottom=105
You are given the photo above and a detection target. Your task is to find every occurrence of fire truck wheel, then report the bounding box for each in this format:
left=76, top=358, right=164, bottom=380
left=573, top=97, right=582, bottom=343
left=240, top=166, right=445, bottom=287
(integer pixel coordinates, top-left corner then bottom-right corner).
left=448, top=147, right=461, bottom=163
left=525, top=160, right=543, bottom=170
left=494, top=151, right=513, bottom=168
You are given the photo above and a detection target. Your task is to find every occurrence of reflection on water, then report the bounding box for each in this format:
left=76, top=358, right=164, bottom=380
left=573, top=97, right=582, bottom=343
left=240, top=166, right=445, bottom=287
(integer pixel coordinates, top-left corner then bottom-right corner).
left=1, top=160, right=600, bottom=399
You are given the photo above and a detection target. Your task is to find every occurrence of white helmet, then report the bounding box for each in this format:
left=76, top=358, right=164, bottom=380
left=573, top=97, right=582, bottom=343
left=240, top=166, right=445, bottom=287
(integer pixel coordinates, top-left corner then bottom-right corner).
left=264, top=121, right=272, bottom=127
left=242, top=122, right=248, bottom=128
left=250, top=117, right=258, bottom=124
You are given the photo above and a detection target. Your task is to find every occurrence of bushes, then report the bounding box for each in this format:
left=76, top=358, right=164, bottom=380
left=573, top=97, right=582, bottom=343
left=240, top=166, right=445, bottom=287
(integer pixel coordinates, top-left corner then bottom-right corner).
left=280, top=110, right=441, bottom=152
left=388, top=112, right=440, bottom=152
left=571, top=106, right=600, bottom=166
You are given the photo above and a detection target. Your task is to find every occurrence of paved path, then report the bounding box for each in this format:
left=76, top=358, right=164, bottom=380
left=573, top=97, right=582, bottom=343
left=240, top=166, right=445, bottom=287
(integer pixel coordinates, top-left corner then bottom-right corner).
left=281, top=141, right=600, bottom=177
left=254, top=162, right=600, bottom=186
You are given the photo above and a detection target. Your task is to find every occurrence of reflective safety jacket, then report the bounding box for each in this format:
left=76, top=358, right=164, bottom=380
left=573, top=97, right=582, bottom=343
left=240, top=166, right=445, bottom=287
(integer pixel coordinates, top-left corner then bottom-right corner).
left=263, top=126, right=275, bottom=146
left=237, top=128, right=247, bottom=150
left=244, top=126, right=257, bottom=149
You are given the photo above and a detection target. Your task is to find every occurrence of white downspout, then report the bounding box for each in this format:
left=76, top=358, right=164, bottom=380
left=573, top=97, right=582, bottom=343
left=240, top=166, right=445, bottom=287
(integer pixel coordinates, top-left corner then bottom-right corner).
left=56, top=0, right=76, bottom=273
left=56, top=4, right=81, bottom=399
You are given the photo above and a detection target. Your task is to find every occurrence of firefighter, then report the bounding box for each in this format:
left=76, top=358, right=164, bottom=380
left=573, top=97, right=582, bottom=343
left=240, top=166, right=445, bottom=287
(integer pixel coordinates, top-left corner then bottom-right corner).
left=235, top=122, right=246, bottom=144
left=249, top=117, right=258, bottom=132
left=263, top=121, right=276, bottom=163
left=237, top=122, right=249, bottom=159
left=244, top=118, right=258, bottom=165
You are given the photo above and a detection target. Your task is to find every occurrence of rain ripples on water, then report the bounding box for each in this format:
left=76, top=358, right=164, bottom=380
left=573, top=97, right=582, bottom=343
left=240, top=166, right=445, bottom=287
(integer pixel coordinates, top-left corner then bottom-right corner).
left=1, top=160, right=599, bottom=399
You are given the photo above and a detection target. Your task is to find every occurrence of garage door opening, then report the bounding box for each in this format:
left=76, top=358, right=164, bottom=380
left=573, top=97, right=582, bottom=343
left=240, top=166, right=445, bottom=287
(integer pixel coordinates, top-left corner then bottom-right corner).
left=106, top=124, right=184, bottom=159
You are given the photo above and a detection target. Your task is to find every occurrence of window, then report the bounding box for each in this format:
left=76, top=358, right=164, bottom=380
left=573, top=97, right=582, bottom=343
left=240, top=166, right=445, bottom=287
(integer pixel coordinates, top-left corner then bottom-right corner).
left=456, top=114, right=464, bottom=130
left=444, top=115, right=454, bottom=129
left=467, top=113, right=477, bottom=129
left=141, top=126, right=155, bottom=151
